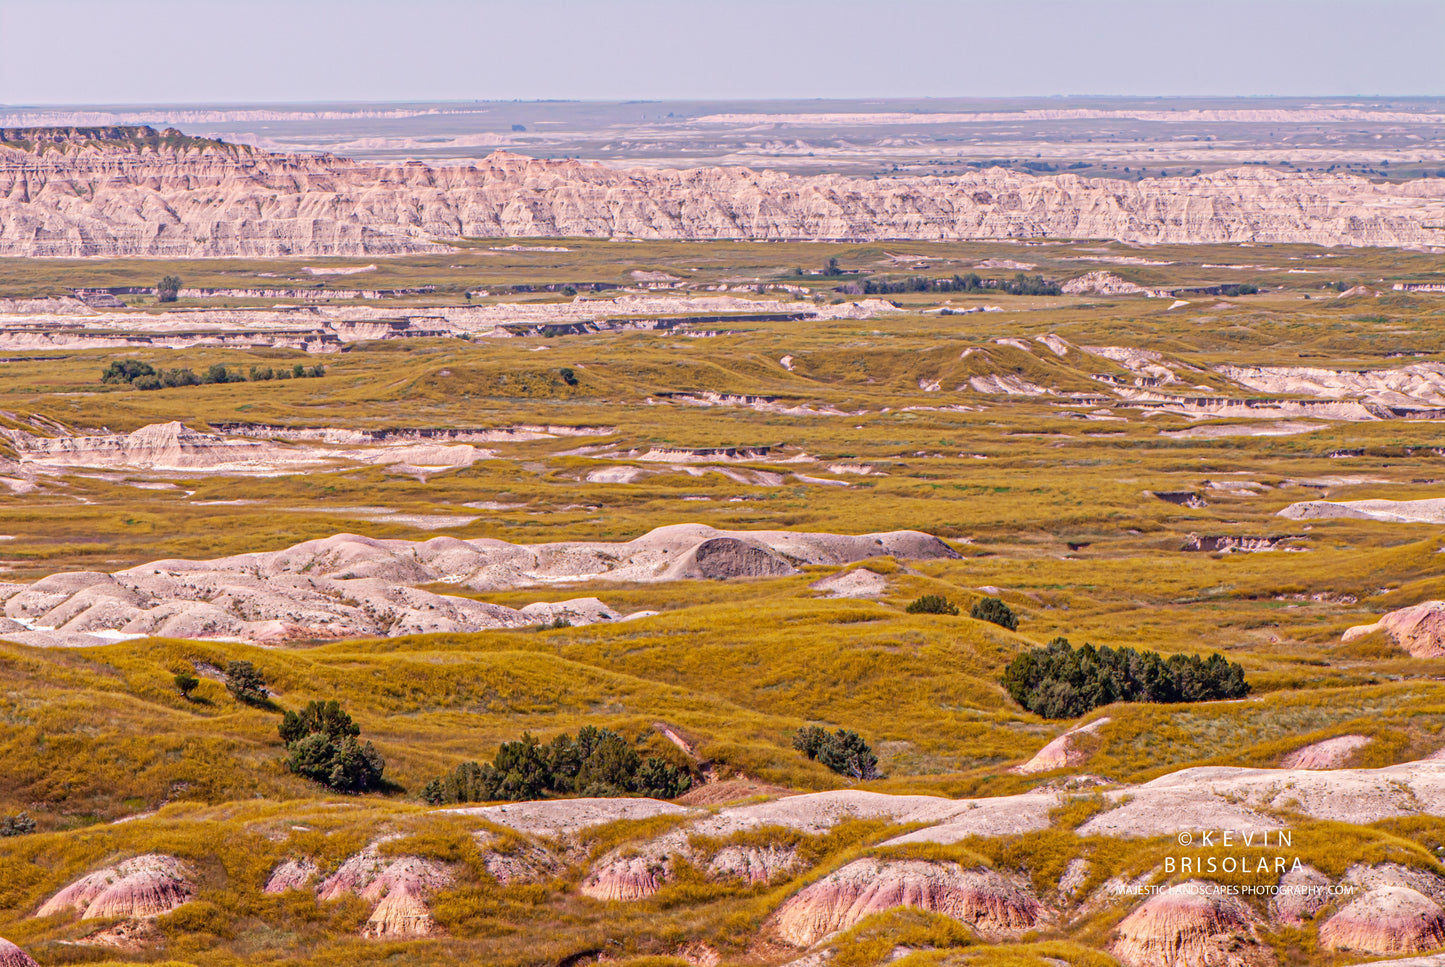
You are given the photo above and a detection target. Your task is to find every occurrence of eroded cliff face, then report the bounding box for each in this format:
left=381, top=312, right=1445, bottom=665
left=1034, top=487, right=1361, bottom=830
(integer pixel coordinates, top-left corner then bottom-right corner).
left=2, top=127, right=1444, bottom=256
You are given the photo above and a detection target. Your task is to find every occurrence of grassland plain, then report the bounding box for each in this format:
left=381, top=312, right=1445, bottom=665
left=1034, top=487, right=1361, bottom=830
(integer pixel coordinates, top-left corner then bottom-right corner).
left=3, top=239, right=1445, bottom=966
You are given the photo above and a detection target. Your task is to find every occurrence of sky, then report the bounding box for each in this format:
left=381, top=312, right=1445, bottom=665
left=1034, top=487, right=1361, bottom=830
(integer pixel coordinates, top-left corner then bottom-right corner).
left=1, top=0, right=1442, bottom=105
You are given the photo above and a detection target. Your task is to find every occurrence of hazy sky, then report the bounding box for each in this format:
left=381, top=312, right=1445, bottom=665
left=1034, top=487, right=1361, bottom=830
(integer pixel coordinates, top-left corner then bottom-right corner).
left=2, top=0, right=1442, bottom=104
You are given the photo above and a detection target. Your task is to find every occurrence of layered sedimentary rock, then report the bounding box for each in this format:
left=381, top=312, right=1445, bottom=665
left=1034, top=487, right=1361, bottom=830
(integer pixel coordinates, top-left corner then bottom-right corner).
left=2, top=127, right=1443, bottom=255
left=769, top=859, right=1044, bottom=946
left=1320, top=887, right=1445, bottom=954
left=1343, top=602, right=1445, bottom=658
left=0, top=940, right=38, bottom=967
left=0, top=524, right=959, bottom=645
left=35, top=855, right=193, bottom=920
left=1110, top=881, right=1271, bottom=967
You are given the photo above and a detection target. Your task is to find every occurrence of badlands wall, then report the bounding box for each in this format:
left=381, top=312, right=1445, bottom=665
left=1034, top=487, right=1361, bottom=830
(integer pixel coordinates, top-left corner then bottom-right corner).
left=2, top=128, right=1444, bottom=256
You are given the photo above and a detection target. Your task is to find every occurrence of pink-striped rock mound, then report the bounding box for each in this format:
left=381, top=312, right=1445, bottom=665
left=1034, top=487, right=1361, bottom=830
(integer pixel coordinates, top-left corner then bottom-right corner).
left=0, top=939, right=38, bottom=967
left=580, top=856, right=669, bottom=901
left=1279, top=735, right=1371, bottom=770
left=1110, top=881, right=1271, bottom=967
left=769, top=859, right=1044, bottom=947
left=35, top=854, right=193, bottom=920
left=315, top=845, right=453, bottom=939
left=263, top=858, right=319, bottom=894
left=1343, top=602, right=1445, bottom=658
left=1320, top=887, right=1445, bottom=955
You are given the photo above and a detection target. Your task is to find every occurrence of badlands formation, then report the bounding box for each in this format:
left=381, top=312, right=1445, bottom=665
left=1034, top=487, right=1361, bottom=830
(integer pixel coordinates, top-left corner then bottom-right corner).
left=0, top=525, right=958, bottom=645
left=25, top=758, right=1445, bottom=963
left=1, top=127, right=1444, bottom=255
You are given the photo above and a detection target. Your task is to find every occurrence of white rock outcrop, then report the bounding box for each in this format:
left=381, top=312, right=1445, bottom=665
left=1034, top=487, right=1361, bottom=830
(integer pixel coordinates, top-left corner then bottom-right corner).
left=1, top=129, right=1442, bottom=255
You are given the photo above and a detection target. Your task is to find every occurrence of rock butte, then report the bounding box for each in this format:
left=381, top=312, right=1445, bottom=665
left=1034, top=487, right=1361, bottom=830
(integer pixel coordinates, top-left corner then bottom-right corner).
left=0, top=524, right=958, bottom=645
left=1109, top=881, right=1270, bottom=967
left=1013, top=716, right=1109, bottom=774
left=2, top=129, right=1444, bottom=255
left=1344, top=602, right=1445, bottom=658
left=768, top=859, right=1044, bottom=946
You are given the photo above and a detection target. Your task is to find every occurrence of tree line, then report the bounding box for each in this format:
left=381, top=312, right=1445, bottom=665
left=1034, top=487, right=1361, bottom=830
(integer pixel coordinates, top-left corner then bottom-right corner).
left=102, top=358, right=324, bottom=390
left=1001, top=637, right=1250, bottom=719
left=421, top=726, right=691, bottom=804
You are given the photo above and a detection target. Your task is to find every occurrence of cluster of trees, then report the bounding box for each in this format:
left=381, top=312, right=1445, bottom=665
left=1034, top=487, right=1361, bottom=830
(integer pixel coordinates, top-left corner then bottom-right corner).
left=1001, top=637, right=1251, bottom=719
left=101, top=359, right=325, bottom=390
left=421, top=726, right=690, bottom=805
left=851, top=273, right=1062, bottom=297
left=157, top=275, right=181, bottom=303
left=793, top=726, right=881, bottom=780
left=279, top=700, right=386, bottom=793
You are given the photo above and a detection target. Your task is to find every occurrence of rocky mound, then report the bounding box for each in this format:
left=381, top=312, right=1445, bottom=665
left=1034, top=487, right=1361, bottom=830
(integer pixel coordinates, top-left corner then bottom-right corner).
left=1061, top=271, right=1163, bottom=297
left=1110, top=881, right=1270, bottom=967
left=1220, top=363, right=1445, bottom=409
left=0, top=525, right=955, bottom=645
left=770, top=859, right=1044, bottom=946
left=263, top=858, right=319, bottom=894
left=0, top=940, right=38, bottom=967
left=1320, top=886, right=1445, bottom=954
left=808, top=568, right=889, bottom=599
left=1279, top=735, right=1371, bottom=769
left=35, top=854, right=192, bottom=920
left=1343, top=602, right=1445, bottom=658
left=312, top=843, right=454, bottom=938
left=1013, top=717, right=1109, bottom=774
left=1280, top=497, right=1445, bottom=524
left=1270, top=865, right=1333, bottom=925
left=2, top=131, right=1444, bottom=256
left=581, top=855, right=670, bottom=901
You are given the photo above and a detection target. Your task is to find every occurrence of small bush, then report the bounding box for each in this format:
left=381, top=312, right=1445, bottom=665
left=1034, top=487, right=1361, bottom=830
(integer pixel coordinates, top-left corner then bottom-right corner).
left=970, top=596, right=1018, bottom=630
left=0, top=812, right=36, bottom=837
left=174, top=671, right=199, bottom=699
left=559, top=367, right=578, bottom=386
left=905, top=595, right=958, bottom=616
left=223, top=660, right=269, bottom=706
left=1001, top=637, right=1251, bottom=719
left=279, top=700, right=385, bottom=793
left=793, top=726, right=882, bottom=780
left=157, top=275, right=181, bottom=302
left=133, top=374, right=163, bottom=390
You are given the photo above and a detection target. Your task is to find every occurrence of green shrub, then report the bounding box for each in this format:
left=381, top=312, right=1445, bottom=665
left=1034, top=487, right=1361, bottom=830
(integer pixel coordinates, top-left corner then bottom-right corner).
left=421, top=725, right=690, bottom=804
left=223, top=660, right=270, bottom=706
left=793, top=726, right=882, bottom=780
left=157, top=275, right=181, bottom=302
left=1001, top=637, right=1251, bottom=719
left=174, top=671, right=199, bottom=699
left=278, top=700, right=385, bottom=793
left=905, top=595, right=959, bottom=616
left=970, top=596, right=1018, bottom=630
left=101, top=359, right=156, bottom=384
